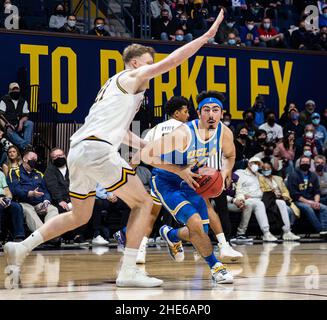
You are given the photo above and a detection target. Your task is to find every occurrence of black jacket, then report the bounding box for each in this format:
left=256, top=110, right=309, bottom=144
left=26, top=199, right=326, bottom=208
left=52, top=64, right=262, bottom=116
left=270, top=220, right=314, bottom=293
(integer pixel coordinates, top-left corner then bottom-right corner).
left=44, top=163, right=70, bottom=204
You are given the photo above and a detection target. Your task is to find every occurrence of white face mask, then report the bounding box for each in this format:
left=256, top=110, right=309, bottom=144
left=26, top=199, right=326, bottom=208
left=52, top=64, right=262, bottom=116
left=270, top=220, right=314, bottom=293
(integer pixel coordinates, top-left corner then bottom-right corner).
left=247, top=24, right=254, bottom=30
left=4, top=3, right=11, bottom=9
left=223, top=121, right=231, bottom=126
left=68, top=20, right=76, bottom=27
left=227, top=22, right=235, bottom=28
left=250, top=164, right=259, bottom=173
left=305, top=131, right=314, bottom=139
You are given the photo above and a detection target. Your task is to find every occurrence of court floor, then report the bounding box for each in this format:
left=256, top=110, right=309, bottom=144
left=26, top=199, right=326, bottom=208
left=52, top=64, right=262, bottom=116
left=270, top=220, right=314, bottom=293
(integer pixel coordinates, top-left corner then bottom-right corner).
left=0, top=242, right=326, bottom=300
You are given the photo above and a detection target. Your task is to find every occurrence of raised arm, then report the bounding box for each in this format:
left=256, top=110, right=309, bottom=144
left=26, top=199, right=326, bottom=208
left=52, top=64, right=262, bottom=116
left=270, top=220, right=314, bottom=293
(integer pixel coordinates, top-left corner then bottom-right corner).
left=132, top=9, right=224, bottom=81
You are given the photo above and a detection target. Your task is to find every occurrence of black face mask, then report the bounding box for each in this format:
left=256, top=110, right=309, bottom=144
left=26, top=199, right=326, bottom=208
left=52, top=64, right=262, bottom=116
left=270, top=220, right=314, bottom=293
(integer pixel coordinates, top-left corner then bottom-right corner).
left=264, top=149, right=273, bottom=156
left=162, top=16, right=169, bottom=22
left=245, top=117, right=253, bottom=123
left=300, top=163, right=310, bottom=172
left=257, top=138, right=266, bottom=144
left=27, top=159, right=37, bottom=169
left=239, top=134, right=248, bottom=140
left=267, top=118, right=275, bottom=126
left=10, top=91, right=20, bottom=100
left=53, top=157, right=67, bottom=167
left=316, top=164, right=325, bottom=172
left=56, top=9, right=64, bottom=15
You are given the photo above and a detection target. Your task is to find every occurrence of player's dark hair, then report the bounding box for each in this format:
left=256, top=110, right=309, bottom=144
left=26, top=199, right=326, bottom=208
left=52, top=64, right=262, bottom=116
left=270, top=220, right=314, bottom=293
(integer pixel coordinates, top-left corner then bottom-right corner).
left=196, top=91, right=225, bottom=105
left=165, top=96, right=189, bottom=116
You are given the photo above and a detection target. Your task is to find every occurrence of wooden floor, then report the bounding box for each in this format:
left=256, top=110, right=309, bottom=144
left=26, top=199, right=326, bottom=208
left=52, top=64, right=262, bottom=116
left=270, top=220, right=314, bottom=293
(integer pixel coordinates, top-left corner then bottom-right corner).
left=0, top=242, right=326, bottom=300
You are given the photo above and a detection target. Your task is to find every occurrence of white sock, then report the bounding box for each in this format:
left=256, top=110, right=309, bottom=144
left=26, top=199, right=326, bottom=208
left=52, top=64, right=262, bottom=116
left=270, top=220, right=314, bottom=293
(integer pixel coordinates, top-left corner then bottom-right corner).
left=121, top=247, right=138, bottom=268
left=21, top=230, right=44, bottom=252
left=216, top=233, right=228, bottom=246
left=139, top=236, right=148, bottom=250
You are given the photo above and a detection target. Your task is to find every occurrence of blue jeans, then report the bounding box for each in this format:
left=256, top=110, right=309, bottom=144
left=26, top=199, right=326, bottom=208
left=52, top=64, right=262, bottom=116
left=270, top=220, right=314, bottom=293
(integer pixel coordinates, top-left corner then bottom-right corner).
left=0, top=201, right=25, bottom=239
left=295, top=201, right=327, bottom=232
left=6, top=120, right=34, bottom=149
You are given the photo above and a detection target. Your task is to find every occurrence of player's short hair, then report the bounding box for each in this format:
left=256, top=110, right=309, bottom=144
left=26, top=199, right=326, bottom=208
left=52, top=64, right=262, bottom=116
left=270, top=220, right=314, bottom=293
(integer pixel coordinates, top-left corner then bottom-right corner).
left=165, top=96, right=189, bottom=116
left=196, top=90, right=225, bottom=105
left=122, top=44, right=156, bottom=64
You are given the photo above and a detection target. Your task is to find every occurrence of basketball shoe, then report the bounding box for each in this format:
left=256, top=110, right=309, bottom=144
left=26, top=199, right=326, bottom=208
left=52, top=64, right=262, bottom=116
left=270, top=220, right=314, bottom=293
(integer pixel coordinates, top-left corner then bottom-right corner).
left=116, top=266, right=163, bottom=287
left=4, top=242, right=29, bottom=267
left=113, top=230, right=126, bottom=247
left=159, top=225, right=184, bottom=262
left=211, top=262, right=234, bottom=284
left=217, top=243, right=243, bottom=263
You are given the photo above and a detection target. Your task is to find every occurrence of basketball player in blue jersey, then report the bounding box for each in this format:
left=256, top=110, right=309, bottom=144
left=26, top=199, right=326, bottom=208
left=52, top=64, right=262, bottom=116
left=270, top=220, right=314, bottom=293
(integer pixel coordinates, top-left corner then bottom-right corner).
left=4, top=11, right=226, bottom=288
left=141, top=91, right=236, bottom=283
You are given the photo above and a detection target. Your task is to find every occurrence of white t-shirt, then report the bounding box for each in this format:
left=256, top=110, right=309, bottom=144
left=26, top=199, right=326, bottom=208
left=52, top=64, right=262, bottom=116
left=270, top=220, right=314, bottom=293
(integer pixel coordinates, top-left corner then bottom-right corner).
left=259, top=122, right=283, bottom=142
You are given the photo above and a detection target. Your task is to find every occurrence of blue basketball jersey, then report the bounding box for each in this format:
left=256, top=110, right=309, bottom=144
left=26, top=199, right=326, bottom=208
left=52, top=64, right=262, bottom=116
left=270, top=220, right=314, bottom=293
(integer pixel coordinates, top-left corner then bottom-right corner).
left=153, top=119, right=223, bottom=183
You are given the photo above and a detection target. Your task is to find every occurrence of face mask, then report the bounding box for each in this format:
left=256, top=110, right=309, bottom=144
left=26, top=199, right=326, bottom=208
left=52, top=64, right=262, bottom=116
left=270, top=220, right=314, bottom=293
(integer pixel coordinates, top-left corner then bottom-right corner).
left=262, top=169, right=272, bottom=177
left=256, top=102, right=264, bottom=109
left=56, top=9, right=64, bottom=15
left=305, top=131, right=314, bottom=139
left=250, top=164, right=259, bottom=173
left=267, top=118, right=275, bottom=126
left=53, top=157, right=67, bottom=167
left=300, top=163, right=310, bottom=171
left=227, top=22, right=235, bottom=28
left=228, top=39, right=236, bottom=45
left=258, top=138, right=266, bottom=144
left=162, top=16, right=169, bottom=22
left=303, top=150, right=312, bottom=157
left=96, top=24, right=104, bottom=31
left=27, top=159, right=37, bottom=169
left=180, top=18, right=187, bottom=22
left=175, top=35, right=184, bottom=41
left=264, top=23, right=271, bottom=29
left=68, top=20, right=76, bottom=27
left=324, top=13, right=327, bottom=18
left=245, top=117, right=253, bottom=123
left=195, top=4, right=202, bottom=9
left=316, top=164, right=325, bottom=172
left=265, top=149, right=273, bottom=156
left=247, top=24, right=254, bottom=30
left=4, top=3, right=11, bottom=10
left=9, top=91, right=20, bottom=100
left=223, top=121, right=230, bottom=126
left=291, top=113, right=299, bottom=120
left=239, top=134, right=248, bottom=140
left=312, top=118, right=320, bottom=125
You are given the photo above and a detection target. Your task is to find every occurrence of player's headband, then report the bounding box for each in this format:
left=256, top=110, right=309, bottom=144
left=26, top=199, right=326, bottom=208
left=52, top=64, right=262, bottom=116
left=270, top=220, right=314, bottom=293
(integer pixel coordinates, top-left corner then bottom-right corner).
left=197, top=97, right=223, bottom=112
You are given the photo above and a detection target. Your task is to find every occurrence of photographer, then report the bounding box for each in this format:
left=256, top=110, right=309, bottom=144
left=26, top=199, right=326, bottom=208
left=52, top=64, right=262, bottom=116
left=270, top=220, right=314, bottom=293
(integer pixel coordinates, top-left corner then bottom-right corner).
left=0, top=170, right=25, bottom=241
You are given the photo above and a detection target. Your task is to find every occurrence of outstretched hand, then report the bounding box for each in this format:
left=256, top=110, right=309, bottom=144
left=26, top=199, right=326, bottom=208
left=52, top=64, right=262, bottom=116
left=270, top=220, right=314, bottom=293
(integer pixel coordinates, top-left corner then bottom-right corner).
left=204, top=9, right=225, bottom=40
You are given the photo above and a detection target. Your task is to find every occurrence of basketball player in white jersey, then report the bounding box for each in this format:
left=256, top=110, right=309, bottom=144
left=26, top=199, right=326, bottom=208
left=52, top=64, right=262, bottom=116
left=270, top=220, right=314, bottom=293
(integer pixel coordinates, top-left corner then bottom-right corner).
left=4, top=10, right=226, bottom=288
left=128, top=96, right=242, bottom=264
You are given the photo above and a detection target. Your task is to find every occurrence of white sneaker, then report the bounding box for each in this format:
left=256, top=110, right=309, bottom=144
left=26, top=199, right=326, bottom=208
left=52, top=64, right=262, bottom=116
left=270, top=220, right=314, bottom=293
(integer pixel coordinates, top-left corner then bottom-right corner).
left=218, top=243, right=243, bottom=263
left=282, top=231, right=301, bottom=241
left=3, top=242, right=29, bottom=267
left=263, top=232, right=278, bottom=242
left=159, top=225, right=184, bottom=262
left=116, top=266, right=163, bottom=287
left=136, top=238, right=147, bottom=264
left=91, top=235, right=109, bottom=246
left=211, top=262, right=234, bottom=284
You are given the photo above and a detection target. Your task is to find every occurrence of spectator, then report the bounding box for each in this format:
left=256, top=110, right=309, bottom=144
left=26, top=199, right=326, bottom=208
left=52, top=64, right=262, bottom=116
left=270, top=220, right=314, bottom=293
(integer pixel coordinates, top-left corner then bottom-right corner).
left=288, top=155, right=327, bottom=237
left=259, top=161, right=300, bottom=240
left=222, top=111, right=235, bottom=133
left=246, top=1, right=265, bottom=23
left=224, top=32, right=244, bottom=46
left=258, top=17, right=287, bottom=48
left=239, top=16, right=261, bottom=47
left=251, top=129, right=268, bottom=155
left=234, top=126, right=253, bottom=170
left=314, top=155, right=327, bottom=205
left=0, top=82, right=33, bottom=151
left=7, top=150, right=59, bottom=233
left=0, top=169, right=25, bottom=242
left=280, top=102, right=297, bottom=127
left=290, top=19, right=315, bottom=50
left=60, top=14, right=80, bottom=34
left=234, top=157, right=278, bottom=242
left=190, top=0, right=209, bottom=37
left=295, top=143, right=316, bottom=172
left=176, top=13, right=194, bottom=40
left=215, top=15, right=239, bottom=44
left=300, top=99, right=316, bottom=126
left=321, top=107, right=327, bottom=129
left=313, top=26, right=327, bottom=50
left=283, top=106, right=304, bottom=140
left=250, top=95, right=267, bottom=127
left=259, top=110, right=283, bottom=143
left=172, top=28, right=193, bottom=42
left=49, top=3, right=67, bottom=30
left=151, top=0, right=172, bottom=19
left=152, top=9, right=176, bottom=40
left=88, top=17, right=110, bottom=36
left=319, top=5, right=327, bottom=27
left=311, top=113, right=327, bottom=147
left=241, top=109, right=258, bottom=140
left=2, top=145, right=21, bottom=177
left=295, top=124, right=323, bottom=160
left=0, top=125, right=12, bottom=167
left=172, top=0, right=188, bottom=20
left=230, top=0, right=247, bottom=18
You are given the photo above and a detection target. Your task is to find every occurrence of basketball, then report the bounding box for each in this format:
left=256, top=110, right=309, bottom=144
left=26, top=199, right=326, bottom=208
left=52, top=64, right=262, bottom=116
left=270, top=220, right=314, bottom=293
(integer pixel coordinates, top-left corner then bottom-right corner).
left=195, top=167, right=224, bottom=199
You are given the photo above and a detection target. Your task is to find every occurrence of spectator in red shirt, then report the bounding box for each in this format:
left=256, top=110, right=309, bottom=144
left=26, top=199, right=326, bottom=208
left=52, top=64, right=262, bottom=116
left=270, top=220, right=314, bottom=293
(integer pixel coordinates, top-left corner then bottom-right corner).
left=258, top=17, right=287, bottom=48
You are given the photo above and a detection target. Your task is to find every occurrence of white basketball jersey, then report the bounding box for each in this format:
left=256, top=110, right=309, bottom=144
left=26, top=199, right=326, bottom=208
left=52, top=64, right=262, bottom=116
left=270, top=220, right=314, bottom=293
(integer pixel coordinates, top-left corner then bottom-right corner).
left=144, top=118, right=183, bottom=142
left=70, top=70, right=145, bottom=149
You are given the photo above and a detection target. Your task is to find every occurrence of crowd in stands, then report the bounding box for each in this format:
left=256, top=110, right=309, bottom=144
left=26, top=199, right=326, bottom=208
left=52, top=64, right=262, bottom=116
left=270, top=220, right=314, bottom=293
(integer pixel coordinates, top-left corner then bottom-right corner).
left=1, top=1, right=327, bottom=51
